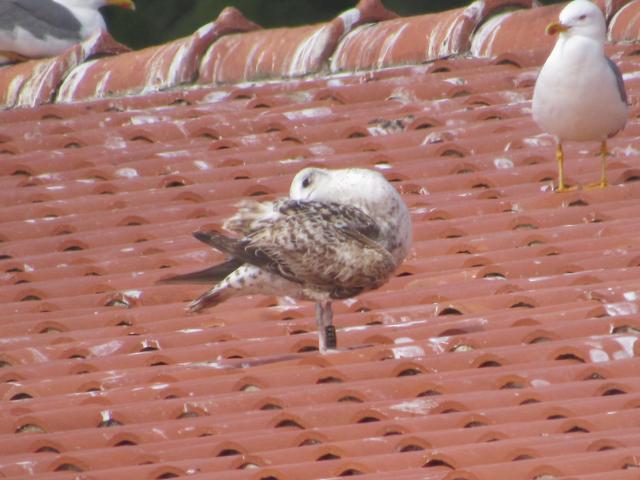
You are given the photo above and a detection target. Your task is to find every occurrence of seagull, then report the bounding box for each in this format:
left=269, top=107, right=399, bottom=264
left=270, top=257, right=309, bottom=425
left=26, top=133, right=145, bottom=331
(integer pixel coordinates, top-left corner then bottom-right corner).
left=160, top=167, right=412, bottom=353
left=0, top=0, right=135, bottom=63
left=532, top=0, right=628, bottom=192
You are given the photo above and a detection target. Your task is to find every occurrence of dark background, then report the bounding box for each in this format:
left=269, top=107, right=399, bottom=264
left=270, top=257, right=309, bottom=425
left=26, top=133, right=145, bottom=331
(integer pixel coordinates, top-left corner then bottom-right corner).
left=104, top=0, right=471, bottom=50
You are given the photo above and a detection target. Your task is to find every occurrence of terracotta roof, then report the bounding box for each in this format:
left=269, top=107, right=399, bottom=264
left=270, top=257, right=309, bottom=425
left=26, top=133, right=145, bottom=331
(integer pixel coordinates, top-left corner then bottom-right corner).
left=1, top=0, right=640, bottom=478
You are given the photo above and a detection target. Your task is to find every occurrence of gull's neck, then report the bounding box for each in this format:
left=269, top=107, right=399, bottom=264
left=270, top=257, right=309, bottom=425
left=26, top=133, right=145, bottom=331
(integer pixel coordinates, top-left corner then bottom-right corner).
left=552, top=33, right=605, bottom=64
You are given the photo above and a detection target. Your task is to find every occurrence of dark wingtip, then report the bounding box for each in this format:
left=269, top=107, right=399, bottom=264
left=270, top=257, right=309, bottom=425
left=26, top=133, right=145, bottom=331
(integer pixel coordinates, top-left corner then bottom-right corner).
left=154, top=258, right=243, bottom=285
left=188, top=289, right=224, bottom=312
left=156, top=274, right=179, bottom=285
left=193, top=231, right=212, bottom=243
left=191, top=230, right=241, bottom=257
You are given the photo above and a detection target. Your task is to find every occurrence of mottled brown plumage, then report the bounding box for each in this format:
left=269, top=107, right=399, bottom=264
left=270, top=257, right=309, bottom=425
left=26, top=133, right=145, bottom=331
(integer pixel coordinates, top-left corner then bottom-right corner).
left=160, top=167, right=412, bottom=352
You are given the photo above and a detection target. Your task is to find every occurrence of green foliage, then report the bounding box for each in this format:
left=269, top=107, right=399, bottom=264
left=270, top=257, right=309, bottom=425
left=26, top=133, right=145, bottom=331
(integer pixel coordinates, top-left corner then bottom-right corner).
left=103, top=0, right=470, bottom=50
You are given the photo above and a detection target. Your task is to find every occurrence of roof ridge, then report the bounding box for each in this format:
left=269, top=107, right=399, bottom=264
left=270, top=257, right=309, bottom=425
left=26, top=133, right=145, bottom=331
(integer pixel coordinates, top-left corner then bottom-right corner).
left=0, top=0, right=638, bottom=108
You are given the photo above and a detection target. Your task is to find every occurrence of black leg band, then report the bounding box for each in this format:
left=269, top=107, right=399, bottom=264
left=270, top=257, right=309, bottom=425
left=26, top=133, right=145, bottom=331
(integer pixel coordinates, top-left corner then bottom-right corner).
left=325, top=325, right=337, bottom=349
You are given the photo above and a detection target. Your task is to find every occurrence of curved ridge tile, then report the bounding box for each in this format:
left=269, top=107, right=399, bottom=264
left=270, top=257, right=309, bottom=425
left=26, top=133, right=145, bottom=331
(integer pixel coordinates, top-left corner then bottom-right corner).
left=331, top=0, right=534, bottom=72
left=0, top=31, right=129, bottom=109
left=471, top=3, right=561, bottom=57
left=198, top=0, right=396, bottom=84
left=609, top=0, right=640, bottom=41
left=55, top=8, right=259, bottom=104
left=473, top=0, right=634, bottom=58
left=598, top=0, right=637, bottom=20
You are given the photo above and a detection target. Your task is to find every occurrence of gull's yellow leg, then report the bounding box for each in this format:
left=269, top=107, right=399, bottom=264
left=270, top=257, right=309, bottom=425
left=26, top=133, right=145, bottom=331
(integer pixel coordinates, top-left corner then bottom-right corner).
left=598, top=140, right=609, bottom=188
left=556, top=142, right=570, bottom=192
left=585, top=140, right=610, bottom=189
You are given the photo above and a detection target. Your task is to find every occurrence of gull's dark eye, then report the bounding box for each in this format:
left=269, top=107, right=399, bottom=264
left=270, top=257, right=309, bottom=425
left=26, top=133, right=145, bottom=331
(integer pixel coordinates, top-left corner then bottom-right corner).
left=302, top=176, right=311, bottom=188
left=578, top=14, right=587, bottom=20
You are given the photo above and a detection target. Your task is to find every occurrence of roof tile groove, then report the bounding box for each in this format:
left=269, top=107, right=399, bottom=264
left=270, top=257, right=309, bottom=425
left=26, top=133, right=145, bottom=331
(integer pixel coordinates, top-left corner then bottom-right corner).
left=1, top=1, right=640, bottom=479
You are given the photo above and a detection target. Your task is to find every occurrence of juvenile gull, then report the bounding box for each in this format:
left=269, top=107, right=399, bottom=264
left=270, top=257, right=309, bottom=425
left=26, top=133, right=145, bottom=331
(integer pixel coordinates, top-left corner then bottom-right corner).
left=532, top=0, right=628, bottom=192
left=161, top=167, right=412, bottom=352
left=0, top=0, right=135, bottom=63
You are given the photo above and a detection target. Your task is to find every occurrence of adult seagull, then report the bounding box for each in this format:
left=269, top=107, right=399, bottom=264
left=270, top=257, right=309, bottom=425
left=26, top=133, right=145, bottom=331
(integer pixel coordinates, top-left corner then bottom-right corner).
left=532, top=0, right=628, bottom=191
left=0, top=0, right=135, bottom=63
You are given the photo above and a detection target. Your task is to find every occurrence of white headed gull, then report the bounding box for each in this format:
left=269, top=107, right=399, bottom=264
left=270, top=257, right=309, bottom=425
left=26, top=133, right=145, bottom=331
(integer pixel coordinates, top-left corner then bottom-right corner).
left=532, top=0, right=628, bottom=191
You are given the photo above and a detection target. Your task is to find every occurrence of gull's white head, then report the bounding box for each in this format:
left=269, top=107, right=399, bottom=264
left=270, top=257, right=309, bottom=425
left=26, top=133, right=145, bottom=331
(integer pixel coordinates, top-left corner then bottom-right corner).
left=290, top=167, right=397, bottom=208
left=547, top=0, right=606, bottom=42
left=290, top=166, right=412, bottom=262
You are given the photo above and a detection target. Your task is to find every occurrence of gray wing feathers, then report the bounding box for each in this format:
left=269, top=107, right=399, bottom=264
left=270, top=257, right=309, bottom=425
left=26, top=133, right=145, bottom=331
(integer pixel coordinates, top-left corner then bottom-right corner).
left=606, top=56, right=628, bottom=105
left=0, top=0, right=82, bottom=40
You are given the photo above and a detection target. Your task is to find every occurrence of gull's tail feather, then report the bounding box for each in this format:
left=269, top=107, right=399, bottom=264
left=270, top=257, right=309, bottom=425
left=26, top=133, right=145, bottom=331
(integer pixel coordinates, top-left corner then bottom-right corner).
left=187, top=286, right=232, bottom=312
left=158, top=231, right=246, bottom=313
left=192, top=230, right=273, bottom=272
left=157, top=258, right=242, bottom=285
left=157, top=231, right=245, bottom=285
left=193, top=231, right=244, bottom=256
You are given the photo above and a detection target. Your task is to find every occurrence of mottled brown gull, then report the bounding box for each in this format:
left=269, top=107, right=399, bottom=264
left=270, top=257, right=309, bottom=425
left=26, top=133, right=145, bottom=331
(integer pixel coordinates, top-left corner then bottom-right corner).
left=532, top=0, right=628, bottom=192
left=160, top=167, right=412, bottom=353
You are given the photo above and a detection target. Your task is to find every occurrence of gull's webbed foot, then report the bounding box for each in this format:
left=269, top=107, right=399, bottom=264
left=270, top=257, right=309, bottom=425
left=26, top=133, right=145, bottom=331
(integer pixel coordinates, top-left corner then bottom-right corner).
left=555, top=183, right=578, bottom=193
left=584, top=179, right=608, bottom=190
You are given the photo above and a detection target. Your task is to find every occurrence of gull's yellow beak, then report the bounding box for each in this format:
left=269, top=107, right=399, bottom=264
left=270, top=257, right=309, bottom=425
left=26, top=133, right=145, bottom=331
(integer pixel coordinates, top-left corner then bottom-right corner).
left=107, top=0, right=136, bottom=10
left=546, top=21, right=569, bottom=35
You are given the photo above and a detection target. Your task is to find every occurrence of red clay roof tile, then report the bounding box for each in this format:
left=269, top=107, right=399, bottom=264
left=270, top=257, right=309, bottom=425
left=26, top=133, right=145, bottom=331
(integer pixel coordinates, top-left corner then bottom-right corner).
left=56, top=7, right=260, bottom=104
left=198, top=0, right=396, bottom=84
left=332, top=0, right=535, bottom=71
left=0, top=31, right=129, bottom=109
left=471, top=5, right=562, bottom=57
left=1, top=1, right=640, bottom=479
left=609, top=0, right=640, bottom=41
